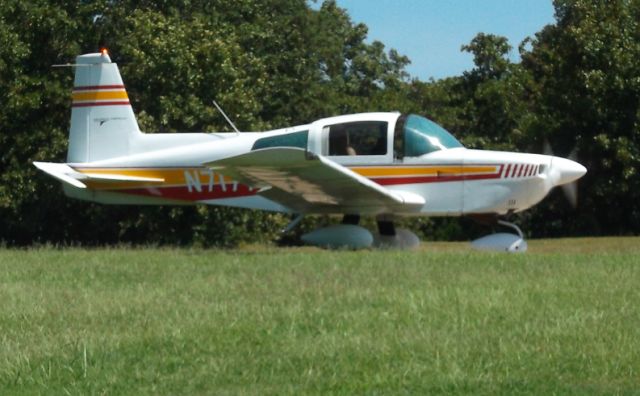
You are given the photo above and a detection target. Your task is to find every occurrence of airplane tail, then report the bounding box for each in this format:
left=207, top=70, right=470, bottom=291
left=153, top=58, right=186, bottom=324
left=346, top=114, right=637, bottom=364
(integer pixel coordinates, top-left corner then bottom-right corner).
left=67, top=50, right=141, bottom=163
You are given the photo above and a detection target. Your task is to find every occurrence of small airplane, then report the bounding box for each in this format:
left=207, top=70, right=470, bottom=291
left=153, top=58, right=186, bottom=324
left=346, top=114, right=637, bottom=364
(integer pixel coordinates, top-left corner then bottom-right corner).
left=34, top=51, right=586, bottom=251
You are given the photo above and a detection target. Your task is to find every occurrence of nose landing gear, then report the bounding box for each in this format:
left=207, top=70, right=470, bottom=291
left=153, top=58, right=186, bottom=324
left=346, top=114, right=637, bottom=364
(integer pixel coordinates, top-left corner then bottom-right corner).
left=471, top=219, right=528, bottom=253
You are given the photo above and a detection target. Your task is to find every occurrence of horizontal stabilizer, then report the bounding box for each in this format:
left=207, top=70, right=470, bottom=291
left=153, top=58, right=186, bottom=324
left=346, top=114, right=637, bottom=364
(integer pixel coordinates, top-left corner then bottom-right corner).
left=33, top=162, right=87, bottom=189
left=33, top=162, right=164, bottom=188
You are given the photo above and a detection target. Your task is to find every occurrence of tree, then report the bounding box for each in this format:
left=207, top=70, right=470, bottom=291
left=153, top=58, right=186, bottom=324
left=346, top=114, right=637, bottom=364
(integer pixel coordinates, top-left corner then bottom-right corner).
left=520, top=0, right=640, bottom=235
left=457, top=33, right=532, bottom=151
left=462, top=33, right=512, bottom=82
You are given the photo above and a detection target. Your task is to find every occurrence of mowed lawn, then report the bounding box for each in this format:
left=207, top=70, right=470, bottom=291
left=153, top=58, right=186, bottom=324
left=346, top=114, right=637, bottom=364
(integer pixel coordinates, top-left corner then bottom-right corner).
left=1, top=238, right=639, bottom=395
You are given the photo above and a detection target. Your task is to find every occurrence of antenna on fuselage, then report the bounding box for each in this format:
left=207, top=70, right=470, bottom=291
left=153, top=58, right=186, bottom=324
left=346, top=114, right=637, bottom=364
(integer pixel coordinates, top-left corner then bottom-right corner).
left=212, top=100, right=241, bottom=135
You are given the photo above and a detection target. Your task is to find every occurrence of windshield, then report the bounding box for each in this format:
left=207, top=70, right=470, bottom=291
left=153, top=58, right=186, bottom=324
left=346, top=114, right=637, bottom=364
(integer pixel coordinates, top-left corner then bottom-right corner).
left=403, top=114, right=463, bottom=157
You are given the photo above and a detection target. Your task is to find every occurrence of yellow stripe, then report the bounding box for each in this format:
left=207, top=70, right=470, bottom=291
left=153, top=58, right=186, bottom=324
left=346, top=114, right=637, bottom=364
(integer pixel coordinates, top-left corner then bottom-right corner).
left=75, top=168, right=235, bottom=190
left=72, top=91, right=129, bottom=101
left=350, top=166, right=497, bottom=177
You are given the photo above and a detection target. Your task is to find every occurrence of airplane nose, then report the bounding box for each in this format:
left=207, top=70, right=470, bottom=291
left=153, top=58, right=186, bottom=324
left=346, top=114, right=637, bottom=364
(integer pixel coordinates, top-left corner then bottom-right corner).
left=550, top=156, right=587, bottom=186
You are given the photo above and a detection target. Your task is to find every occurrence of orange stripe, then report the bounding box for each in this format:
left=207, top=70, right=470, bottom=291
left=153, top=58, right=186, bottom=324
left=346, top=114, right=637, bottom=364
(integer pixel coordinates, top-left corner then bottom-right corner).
left=72, top=90, right=129, bottom=101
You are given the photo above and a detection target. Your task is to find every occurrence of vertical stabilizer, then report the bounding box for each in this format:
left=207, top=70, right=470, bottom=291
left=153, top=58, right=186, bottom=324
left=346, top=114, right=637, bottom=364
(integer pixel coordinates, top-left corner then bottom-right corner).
left=68, top=51, right=141, bottom=163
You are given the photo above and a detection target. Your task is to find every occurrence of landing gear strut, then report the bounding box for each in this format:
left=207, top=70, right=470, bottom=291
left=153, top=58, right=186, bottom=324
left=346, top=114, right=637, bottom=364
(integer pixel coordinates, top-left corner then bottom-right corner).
left=282, top=214, right=304, bottom=234
left=497, top=220, right=524, bottom=239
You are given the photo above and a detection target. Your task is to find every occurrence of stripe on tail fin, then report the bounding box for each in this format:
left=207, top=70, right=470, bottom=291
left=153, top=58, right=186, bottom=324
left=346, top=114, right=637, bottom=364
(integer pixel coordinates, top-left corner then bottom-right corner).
left=72, top=85, right=129, bottom=107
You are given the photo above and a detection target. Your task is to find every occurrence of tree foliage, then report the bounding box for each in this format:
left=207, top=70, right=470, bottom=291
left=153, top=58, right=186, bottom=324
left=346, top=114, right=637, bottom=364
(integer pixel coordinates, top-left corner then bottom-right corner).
left=1, top=0, right=638, bottom=246
left=519, top=0, right=640, bottom=235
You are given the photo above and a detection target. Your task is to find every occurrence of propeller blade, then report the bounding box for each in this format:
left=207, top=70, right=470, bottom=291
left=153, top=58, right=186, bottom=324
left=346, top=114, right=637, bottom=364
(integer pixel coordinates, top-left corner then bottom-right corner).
left=545, top=140, right=581, bottom=208
left=561, top=181, right=578, bottom=208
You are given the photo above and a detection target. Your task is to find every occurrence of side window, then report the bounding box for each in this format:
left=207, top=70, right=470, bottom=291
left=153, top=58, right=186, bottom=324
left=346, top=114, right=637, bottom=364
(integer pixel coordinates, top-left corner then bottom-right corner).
left=252, top=130, right=308, bottom=151
left=327, top=121, right=388, bottom=156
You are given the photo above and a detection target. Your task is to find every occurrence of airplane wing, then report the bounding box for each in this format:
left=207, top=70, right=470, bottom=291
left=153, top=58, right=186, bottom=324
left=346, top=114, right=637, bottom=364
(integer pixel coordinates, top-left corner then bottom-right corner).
left=33, top=162, right=164, bottom=189
left=204, top=148, right=425, bottom=214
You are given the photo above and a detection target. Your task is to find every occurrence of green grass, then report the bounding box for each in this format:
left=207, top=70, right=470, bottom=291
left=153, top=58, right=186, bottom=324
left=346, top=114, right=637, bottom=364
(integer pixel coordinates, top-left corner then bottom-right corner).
left=1, top=238, right=639, bottom=395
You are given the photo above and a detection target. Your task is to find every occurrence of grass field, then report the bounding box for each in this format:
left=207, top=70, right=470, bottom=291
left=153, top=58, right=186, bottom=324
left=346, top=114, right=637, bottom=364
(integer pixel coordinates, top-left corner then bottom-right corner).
left=1, top=237, right=639, bottom=395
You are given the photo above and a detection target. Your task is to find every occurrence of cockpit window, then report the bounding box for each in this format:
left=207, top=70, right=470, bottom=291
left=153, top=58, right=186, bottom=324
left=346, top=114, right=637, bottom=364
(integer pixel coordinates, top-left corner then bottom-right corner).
left=327, top=121, right=387, bottom=156
left=403, top=114, right=463, bottom=157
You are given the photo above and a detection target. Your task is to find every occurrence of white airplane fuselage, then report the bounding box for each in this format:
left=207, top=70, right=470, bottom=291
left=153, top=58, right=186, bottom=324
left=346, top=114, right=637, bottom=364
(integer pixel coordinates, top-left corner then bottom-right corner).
left=63, top=113, right=581, bottom=217
left=36, top=52, right=586, bottom=226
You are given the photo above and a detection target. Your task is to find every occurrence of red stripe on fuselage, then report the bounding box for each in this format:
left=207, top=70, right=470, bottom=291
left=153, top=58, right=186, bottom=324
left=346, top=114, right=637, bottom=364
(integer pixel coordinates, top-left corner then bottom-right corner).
left=373, top=172, right=501, bottom=186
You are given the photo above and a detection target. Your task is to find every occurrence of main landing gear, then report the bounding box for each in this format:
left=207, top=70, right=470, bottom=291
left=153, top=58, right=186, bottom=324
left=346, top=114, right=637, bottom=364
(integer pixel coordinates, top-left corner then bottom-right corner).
left=297, top=214, right=420, bottom=249
left=288, top=213, right=527, bottom=252
left=373, top=215, right=420, bottom=249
